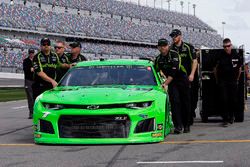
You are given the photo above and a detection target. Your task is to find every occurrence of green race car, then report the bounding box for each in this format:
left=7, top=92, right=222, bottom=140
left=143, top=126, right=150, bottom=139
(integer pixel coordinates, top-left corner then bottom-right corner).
left=33, top=59, right=173, bottom=144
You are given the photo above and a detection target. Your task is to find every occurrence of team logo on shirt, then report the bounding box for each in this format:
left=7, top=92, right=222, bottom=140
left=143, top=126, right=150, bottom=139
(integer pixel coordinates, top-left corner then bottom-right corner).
left=179, top=53, right=187, bottom=58
left=40, top=57, right=46, bottom=63
left=52, top=57, right=57, bottom=62
left=232, top=59, right=239, bottom=68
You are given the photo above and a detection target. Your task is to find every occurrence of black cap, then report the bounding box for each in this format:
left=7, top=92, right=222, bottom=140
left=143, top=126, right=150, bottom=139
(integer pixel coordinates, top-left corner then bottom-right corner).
left=40, top=38, right=51, bottom=46
left=69, top=41, right=81, bottom=48
left=158, top=38, right=169, bottom=46
left=28, top=48, right=35, bottom=54
left=169, top=29, right=182, bottom=38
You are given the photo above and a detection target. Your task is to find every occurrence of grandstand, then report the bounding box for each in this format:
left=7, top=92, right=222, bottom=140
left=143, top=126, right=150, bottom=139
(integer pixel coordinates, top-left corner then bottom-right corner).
left=0, top=0, right=223, bottom=72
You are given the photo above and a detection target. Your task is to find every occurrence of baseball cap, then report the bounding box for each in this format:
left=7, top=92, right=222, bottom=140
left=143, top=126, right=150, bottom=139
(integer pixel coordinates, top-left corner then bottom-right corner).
left=28, top=48, right=35, bottom=54
left=40, top=38, right=51, bottom=46
left=69, top=41, right=81, bottom=48
left=158, top=38, right=169, bottom=46
left=169, top=29, right=182, bottom=38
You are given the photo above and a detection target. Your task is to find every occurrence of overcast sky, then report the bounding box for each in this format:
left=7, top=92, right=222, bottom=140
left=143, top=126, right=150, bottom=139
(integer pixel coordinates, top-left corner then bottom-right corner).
left=127, top=0, right=250, bottom=53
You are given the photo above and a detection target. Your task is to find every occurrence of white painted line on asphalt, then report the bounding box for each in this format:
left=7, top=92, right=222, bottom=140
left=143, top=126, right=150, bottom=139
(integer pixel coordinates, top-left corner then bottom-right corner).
left=12, top=106, right=27, bottom=110
left=0, top=85, right=23, bottom=88
left=0, top=144, right=35, bottom=146
left=137, top=161, right=224, bottom=164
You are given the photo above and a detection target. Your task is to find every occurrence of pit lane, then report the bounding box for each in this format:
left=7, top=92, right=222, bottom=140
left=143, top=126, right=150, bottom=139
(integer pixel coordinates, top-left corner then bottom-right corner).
left=0, top=100, right=250, bottom=167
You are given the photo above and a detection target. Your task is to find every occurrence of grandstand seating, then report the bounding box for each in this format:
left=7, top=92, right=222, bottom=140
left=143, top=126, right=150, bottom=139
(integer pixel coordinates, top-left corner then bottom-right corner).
left=0, top=0, right=223, bottom=69
left=0, top=2, right=222, bottom=46
left=0, top=48, right=26, bottom=68
left=28, top=0, right=214, bottom=31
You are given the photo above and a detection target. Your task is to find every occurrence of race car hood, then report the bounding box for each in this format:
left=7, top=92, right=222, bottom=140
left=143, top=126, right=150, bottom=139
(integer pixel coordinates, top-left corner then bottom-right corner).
left=38, top=86, right=165, bottom=105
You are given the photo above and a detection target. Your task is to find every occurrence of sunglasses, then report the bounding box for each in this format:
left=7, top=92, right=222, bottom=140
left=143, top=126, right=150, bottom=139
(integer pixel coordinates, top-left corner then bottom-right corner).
left=54, top=46, right=64, bottom=49
left=42, top=43, right=50, bottom=46
left=223, top=44, right=231, bottom=48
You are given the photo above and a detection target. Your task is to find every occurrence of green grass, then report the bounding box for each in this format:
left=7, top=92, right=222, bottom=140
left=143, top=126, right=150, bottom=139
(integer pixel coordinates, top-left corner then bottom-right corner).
left=0, top=87, right=26, bottom=102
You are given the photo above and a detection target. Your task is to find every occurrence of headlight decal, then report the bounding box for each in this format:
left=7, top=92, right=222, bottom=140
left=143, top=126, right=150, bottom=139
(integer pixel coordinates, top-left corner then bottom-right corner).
left=43, top=103, right=64, bottom=110
left=125, top=101, right=153, bottom=109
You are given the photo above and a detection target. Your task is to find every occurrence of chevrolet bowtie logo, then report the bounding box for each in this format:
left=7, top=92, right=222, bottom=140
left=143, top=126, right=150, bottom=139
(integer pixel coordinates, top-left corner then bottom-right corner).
left=86, top=105, right=100, bottom=110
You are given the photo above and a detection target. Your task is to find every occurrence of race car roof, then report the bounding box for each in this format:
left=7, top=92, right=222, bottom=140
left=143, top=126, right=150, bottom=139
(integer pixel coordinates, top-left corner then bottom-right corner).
left=76, top=59, right=154, bottom=67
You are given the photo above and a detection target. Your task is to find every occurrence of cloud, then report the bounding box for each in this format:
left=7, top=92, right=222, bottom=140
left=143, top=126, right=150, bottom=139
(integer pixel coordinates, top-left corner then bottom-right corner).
left=224, top=15, right=249, bottom=30
left=234, top=0, right=250, bottom=13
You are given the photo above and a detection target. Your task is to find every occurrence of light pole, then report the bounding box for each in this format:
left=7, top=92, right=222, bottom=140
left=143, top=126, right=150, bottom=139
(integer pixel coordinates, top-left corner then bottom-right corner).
left=167, top=0, right=171, bottom=11
left=188, top=1, right=190, bottom=15
left=193, top=4, right=196, bottom=16
left=222, top=21, right=226, bottom=39
left=175, top=0, right=178, bottom=11
left=180, top=1, right=184, bottom=13
left=154, top=0, right=156, bottom=8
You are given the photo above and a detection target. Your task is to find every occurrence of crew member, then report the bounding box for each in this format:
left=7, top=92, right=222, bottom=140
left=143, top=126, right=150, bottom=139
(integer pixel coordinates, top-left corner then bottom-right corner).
left=32, top=38, right=72, bottom=101
left=67, top=41, right=87, bottom=63
left=169, top=29, right=198, bottom=128
left=214, top=38, right=242, bottom=127
left=155, top=38, right=190, bottom=134
left=54, top=41, right=70, bottom=82
left=23, top=48, right=35, bottom=119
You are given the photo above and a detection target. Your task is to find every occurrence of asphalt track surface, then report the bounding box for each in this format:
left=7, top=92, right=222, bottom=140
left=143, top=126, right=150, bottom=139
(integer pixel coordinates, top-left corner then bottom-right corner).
left=0, top=100, right=250, bottom=167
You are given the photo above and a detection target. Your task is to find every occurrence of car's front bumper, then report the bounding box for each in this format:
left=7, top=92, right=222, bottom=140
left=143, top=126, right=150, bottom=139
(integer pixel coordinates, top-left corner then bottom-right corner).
left=33, top=102, right=172, bottom=144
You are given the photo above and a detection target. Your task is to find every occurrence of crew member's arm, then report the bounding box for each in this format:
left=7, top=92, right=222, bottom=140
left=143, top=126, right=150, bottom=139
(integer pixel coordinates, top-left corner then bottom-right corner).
left=60, top=63, right=72, bottom=69
left=188, top=45, right=198, bottom=82
left=163, top=50, right=179, bottom=86
left=245, top=64, right=250, bottom=80
left=37, top=71, right=58, bottom=88
left=55, top=53, right=73, bottom=69
left=236, top=56, right=243, bottom=82
left=33, top=54, right=57, bottom=88
left=189, top=59, right=198, bottom=82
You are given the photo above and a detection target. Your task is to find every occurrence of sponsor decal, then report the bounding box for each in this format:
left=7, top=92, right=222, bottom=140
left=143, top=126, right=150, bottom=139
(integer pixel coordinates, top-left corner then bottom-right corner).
left=138, top=114, right=148, bottom=119
left=157, top=124, right=163, bottom=130
left=33, top=125, right=38, bottom=131
left=115, top=116, right=128, bottom=121
left=42, top=112, right=51, bottom=118
left=179, top=53, right=187, bottom=58
left=152, top=132, right=163, bottom=137
left=34, top=133, right=42, bottom=138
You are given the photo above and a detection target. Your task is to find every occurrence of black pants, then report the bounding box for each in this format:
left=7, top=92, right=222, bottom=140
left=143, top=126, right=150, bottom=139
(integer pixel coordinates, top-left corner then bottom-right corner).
left=32, top=82, right=53, bottom=101
left=218, top=81, right=238, bottom=122
left=25, top=79, right=34, bottom=116
left=168, top=78, right=191, bottom=129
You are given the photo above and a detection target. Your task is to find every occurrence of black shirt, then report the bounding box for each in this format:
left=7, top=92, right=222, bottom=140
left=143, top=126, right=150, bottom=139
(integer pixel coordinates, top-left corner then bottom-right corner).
left=23, top=57, right=34, bottom=81
left=67, top=53, right=87, bottom=63
left=155, top=50, right=183, bottom=79
left=33, top=51, right=61, bottom=86
left=171, top=42, right=196, bottom=75
left=216, top=50, right=242, bottom=82
left=56, top=53, right=70, bottom=82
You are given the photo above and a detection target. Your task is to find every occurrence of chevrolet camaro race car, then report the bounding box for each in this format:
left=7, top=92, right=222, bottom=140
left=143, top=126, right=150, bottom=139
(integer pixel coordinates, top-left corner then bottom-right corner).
left=33, top=59, right=173, bottom=144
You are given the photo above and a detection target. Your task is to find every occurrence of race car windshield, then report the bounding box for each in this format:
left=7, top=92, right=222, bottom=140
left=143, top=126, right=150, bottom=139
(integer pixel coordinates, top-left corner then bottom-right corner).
left=59, top=65, right=157, bottom=86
